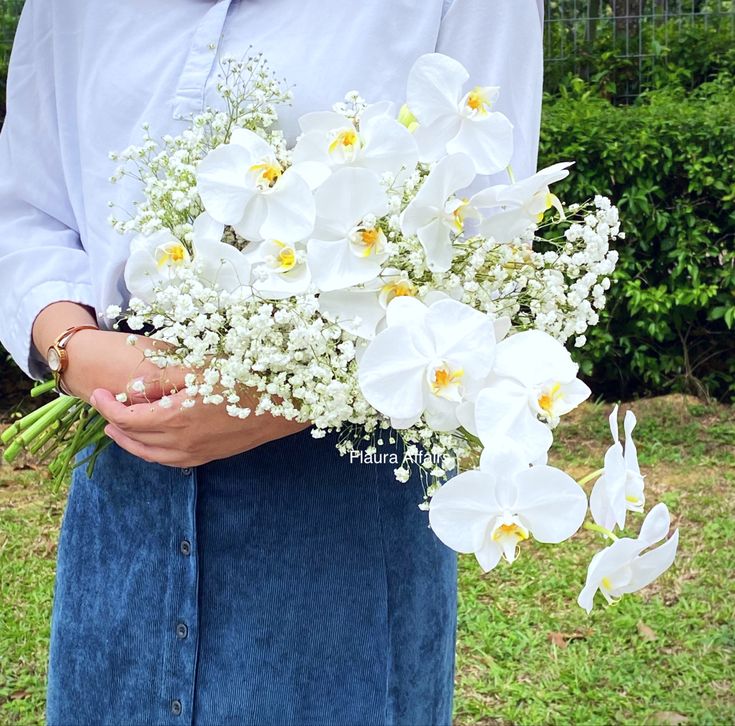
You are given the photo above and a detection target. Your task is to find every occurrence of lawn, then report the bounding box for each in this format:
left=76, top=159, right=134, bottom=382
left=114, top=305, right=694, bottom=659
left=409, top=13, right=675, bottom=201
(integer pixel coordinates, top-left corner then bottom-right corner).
left=1, top=395, right=733, bottom=724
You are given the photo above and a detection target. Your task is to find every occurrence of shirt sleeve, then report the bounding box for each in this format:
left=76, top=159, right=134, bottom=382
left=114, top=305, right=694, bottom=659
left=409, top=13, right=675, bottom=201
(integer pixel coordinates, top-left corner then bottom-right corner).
left=436, top=0, right=545, bottom=184
left=0, top=0, right=96, bottom=379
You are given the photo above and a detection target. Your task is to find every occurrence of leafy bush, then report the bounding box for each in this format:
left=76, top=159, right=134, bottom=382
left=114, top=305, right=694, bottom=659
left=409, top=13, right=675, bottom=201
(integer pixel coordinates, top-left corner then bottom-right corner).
left=540, top=72, right=735, bottom=401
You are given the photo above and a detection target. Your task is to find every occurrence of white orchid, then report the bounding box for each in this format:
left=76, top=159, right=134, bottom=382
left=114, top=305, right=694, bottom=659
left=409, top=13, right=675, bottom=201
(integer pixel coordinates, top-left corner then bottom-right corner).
left=317, top=270, right=422, bottom=339
left=358, top=297, right=497, bottom=430
left=306, top=167, right=390, bottom=292
left=400, top=153, right=477, bottom=272
left=191, top=212, right=251, bottom=294
left=124, top=229, right=191, bottom=303
left=462, top=330, right=591, bottom=464
left=429, top=439, right=588, bottom=570
left=293, top=103, right=418, bottom=179
left=472, top=162, right=574, bottom=243
left=196, top=127, right=317, bottom=243
left=590, top=405, right=646, bottom=532
left=578, top=503, right=679, bottom=613
left=244, top=238, right=310, bottom=299
left=406, top=53, right=514, bottom=175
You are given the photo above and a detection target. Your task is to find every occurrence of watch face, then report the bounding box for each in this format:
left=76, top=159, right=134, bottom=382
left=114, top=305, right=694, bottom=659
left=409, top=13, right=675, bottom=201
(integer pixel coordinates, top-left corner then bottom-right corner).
left=47, top=348, right=62, bottom=372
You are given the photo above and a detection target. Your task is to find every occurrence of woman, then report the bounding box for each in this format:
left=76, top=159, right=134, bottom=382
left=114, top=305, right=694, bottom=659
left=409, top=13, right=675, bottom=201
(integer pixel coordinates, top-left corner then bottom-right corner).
left=0, top=1, right=544, bottom=724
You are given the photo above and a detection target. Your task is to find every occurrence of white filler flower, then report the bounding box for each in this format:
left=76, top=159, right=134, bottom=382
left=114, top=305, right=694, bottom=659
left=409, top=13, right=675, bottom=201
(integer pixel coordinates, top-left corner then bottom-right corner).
left=358, top=296, right=497, bottom=430
left=429, top=439, right=587, bottom=571
left=406, top=53, right=514, bottom=174
left=589, top=405, right=646, bottom=532
left=578, top=502, right=679, bottom=613
left=196, top=127, right=316, bottom=242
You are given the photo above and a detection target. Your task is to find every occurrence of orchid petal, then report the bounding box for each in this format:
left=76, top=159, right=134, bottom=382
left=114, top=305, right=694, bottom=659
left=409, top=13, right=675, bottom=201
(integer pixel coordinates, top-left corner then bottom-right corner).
left=407, top=53, right=468, bottom=125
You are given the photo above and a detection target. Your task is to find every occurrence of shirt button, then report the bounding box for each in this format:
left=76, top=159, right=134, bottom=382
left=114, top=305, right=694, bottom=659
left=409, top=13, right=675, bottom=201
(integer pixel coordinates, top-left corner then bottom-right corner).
left=176, top=622, right=189, bottom=640
left=181, top=467, right=192, bottom=476
left=180, top=539, right=192, bottom=556
left=171, top=699, right=183, bottom=716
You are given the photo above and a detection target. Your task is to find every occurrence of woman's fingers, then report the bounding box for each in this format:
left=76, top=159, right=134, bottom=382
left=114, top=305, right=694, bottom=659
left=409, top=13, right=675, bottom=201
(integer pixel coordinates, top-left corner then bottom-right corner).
left=104, top=424, right=187, bottom=466
left=90, top=388, right=180, bottom=433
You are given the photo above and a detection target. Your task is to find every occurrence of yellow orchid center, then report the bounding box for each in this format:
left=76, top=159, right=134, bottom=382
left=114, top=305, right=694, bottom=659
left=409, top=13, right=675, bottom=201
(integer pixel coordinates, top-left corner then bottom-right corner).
left=383, top=280, right=416, bottom=299
left=492, top=522, right=529, bottom=543
left=490, top=518, right=530, bottom=563
left=626, top=494, right=642, bottom=504
left=452, top=199, right=470, bottom=232
left=250, top=161, right=282, bottom=188
left=357, top=227, right=384, bottom=257
left=430, top=365, right=464, bottom=398
left=601, top=576, right=614, bottom=591
left=398, top=104, right=419, bottom=132
left=538, top=382, right=562, bottom=416
left=156, top=242, right=188, bottom=267
left=328, top=128, right=360, bottom=154
left=270, top=240, right=297, bottom=271
left=466, top=86, right=491, bottom=115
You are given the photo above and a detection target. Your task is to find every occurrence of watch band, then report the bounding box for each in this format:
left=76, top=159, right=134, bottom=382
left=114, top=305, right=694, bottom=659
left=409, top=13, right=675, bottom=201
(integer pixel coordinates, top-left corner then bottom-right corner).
left=47, top=324, right=99, bottom=395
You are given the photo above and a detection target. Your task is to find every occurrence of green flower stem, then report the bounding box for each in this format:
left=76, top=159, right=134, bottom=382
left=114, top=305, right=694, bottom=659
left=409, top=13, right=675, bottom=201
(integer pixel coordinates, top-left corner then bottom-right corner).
left=584, top=521, right=619, bottom=541
left=30, top=380, right=57, bottom=398
left=2, top=397, right=76, bottom=462
left=577, top=468, right=605, bottom=487
left=1, top=397, right=65, bottom=445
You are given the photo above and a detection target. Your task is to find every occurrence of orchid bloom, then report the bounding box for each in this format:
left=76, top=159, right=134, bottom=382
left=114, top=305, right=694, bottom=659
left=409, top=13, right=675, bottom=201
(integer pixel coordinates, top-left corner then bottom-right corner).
left=429, top=439, right=588, bottom=571
left=358, top=297, right=497, bottom=430
left=400, top=153, right=477, bottom=272
left=244, top=238, right=310, bottom=300
left=578, top=503, right=679, bottom=613
left=471, top=162, right=575, bottom=243
left=196, top=128, right=317, bottom=243
left=306, top=167, right=390, bottom=292
left=293, top=103, right=418, bottom=178
left=190, top=212, right=251, bottom=294
left=405, top=53, right=514, bottom=175
left=590, top=405, right=646, bottom=532
left=124, top=229, right=191, bottom=303
left=462, top=330, right=591, bottom=464
left=317, top=270, right=422, bottom=340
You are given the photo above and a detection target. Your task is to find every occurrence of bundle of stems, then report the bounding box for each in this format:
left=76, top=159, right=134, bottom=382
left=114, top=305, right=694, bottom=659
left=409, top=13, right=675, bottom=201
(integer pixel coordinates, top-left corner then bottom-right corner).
left=1, top=380, right=110, bottom=490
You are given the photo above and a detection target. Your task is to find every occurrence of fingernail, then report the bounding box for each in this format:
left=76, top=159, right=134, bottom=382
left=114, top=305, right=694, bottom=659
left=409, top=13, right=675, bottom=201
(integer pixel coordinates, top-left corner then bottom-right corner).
left=90, top=393, right=97, bottom=407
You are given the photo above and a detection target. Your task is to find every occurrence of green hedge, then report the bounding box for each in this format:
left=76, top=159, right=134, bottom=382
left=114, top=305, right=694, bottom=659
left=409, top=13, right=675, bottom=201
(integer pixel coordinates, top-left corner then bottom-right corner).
left=540, top=72, right=735, bottom=401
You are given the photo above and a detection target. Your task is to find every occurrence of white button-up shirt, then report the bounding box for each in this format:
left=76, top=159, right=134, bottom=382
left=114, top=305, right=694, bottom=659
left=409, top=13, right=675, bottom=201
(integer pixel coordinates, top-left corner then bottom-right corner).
left=0, top=0, right=544, bottom=377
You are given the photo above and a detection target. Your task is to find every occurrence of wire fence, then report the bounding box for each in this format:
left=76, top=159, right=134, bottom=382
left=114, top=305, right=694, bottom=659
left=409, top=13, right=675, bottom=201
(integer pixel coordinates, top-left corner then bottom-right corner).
left=1, top=0, right=735, bottom=120
left=544, top=0, right=735, bottom=101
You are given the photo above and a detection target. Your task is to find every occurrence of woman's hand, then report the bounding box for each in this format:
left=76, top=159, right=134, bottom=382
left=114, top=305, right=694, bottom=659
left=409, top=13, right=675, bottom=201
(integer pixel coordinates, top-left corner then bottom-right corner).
left=63, top=329, right=187, bottom=403
left=89, top=388, right=310, bottom=467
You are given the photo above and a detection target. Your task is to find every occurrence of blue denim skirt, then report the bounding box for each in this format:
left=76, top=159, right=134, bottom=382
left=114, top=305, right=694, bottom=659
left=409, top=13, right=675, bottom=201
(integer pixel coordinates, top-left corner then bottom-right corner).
left=46, top=428, right=457, bottom=725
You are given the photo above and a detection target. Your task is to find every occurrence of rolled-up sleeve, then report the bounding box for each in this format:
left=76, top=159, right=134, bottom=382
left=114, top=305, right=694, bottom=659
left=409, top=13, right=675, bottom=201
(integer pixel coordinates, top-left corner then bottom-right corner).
left=0, top=0, right=95, bottom=379
left=436, top=0, right=545, bottom=182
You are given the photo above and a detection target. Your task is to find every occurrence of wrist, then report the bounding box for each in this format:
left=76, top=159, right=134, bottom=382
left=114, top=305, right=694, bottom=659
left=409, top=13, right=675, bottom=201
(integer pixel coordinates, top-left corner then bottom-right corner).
left=32, top=301, right=97, bottom=357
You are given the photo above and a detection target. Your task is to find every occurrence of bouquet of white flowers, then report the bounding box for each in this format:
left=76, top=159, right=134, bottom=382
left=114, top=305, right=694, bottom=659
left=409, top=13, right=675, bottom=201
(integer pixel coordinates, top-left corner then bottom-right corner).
left=2, top=52, right=678, bottom=611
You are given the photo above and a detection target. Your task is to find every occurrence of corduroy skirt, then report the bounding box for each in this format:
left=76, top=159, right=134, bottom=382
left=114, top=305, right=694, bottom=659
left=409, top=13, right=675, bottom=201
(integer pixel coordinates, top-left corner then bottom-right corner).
left=46, top=427, right=457, bottom=725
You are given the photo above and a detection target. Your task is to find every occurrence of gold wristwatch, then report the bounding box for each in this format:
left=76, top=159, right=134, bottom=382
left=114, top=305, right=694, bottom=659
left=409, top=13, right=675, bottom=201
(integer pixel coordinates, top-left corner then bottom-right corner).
left=46, top=325, right=99, bottom=395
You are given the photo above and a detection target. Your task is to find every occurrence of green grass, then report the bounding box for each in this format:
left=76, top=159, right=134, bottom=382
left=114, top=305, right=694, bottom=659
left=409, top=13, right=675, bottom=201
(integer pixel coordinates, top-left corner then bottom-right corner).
left=1, top=395, right=734, bottom=725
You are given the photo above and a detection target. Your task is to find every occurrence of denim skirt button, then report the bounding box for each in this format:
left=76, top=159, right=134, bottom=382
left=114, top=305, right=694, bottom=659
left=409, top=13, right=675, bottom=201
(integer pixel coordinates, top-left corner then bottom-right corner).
left=179, top=539, right=191, bottom=556
left=170, top=699, right=182, bottom=716
left=176, top=622, right=188, bottom=640
left=181, top=467, right=192, bottom=476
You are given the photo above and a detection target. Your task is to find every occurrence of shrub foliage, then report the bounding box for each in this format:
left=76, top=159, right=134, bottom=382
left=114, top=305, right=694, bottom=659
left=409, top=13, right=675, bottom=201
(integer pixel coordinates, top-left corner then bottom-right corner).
left=540, top=73, right=735, bottom=400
